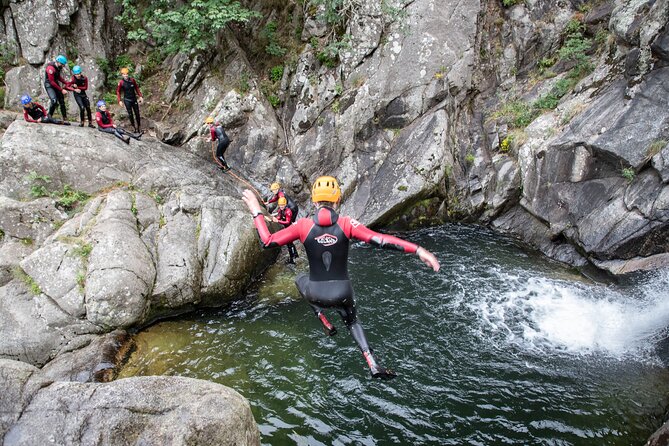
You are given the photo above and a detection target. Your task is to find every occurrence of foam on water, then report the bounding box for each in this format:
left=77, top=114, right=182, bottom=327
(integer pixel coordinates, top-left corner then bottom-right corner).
left=469, top=268, right=669, bottom=358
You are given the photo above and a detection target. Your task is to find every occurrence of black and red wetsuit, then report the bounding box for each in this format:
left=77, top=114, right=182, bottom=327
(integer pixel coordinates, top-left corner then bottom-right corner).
left=252, top=205, right=418, bottom=355
left=116, top=77, right=143, bottom=131
left=267, top=190, right=298, bottom=222
left=96, top=109, right=136, bottom=142
left=44, top=62, right=68, bottom=119
left=69, top=74, right=92, bottom=125
left=209, top=124, right=230, bottom=170
left=276, top=206, right=298, bottom=262
left=23, top=102, right=64, bottom=125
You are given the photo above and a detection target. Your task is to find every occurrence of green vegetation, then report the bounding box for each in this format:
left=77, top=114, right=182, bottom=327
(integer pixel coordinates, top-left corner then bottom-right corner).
left=116, top=0, right=261, bottom=55
left=621, top=167, right=635, bottom=182
left=149, top=190, right=164, bottom=205
left=500, top=136, right=512, bottom=153
left=76, top=271, right=86, bottom=292
left=397, top=185, right=408, bottom=192
left=71, top=242, right=93, bottom=259
left=20, top=237, right=34, bottom=246
left=0, top=44, right=16, bottom=85
left=26, top=172, right=89, bottom=210
left=465, top=153, right=476, bottom=164
left=262, top=21, right=287, bottom=57
left=331, top=99, right=341, bottom=114
left=12, top=266, right=42, bottom=295
left=0, top=228, right=4, bottom=240
left=502, top=0, right=520, bottom=6
left=493, top=100, right=535, bottom=129
left=269, top=65, right=284, bottom=82
left=558, top=19, right=593, bottom=78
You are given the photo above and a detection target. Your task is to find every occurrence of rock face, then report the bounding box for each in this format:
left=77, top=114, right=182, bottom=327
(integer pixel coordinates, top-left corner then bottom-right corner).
left=0, top=121, right=274, bottom=364
left=0, top=360, right=260, bottom=446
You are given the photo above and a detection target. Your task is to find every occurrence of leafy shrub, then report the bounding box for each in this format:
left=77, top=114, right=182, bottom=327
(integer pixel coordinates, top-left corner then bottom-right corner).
left=621, top=167, right=635, bottom=182
left=268, top=95, right=280, bottom=108
left=262, top=21, right=287, bottom=57
left=116, top=0, right=261, bottom=55
left=269, top=65, right=284, bottom=82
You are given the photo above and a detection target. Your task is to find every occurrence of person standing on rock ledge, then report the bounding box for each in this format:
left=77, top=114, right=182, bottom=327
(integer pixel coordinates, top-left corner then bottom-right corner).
left=116, top=67, right=144, bottom=134
left=206, top=116, right=231, bottom=172
left=272, top=196, right=299, bottom=264
left=68, top=65, right=95, bottom=128
left=21, top=95, right=69, bottom=125
left=44, top=55, right=70, bottom=121
left=242, top=176, right=440, bottom=380
left=95, top=100, right=141, bottom=144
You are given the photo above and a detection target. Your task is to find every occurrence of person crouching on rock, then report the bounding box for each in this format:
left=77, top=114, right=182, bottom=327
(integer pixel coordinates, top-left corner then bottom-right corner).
left=242, top=176, right=441, bottom=380
left=68, top=65, right=95, bottom=128
left=22, top=94, right=70, bottom=125
left=95, top=100, right=141, bottom=144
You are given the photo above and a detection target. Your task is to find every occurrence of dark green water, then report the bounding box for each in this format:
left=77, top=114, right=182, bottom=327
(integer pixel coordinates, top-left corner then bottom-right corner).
left=119, top=225, right=669, bottom=445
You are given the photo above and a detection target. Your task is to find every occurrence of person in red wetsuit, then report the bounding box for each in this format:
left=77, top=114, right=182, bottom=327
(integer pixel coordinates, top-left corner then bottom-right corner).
left=242, top=176, right=440, bottom=380
left=265, top=182, right=299, bottom=219
left=68, top=65, right=94, bottom=128
left=95, top=100, right=141, bottom=144
left=44, top=55, right=70, bottom=120
left=273, top=196, right=299, bottom=264
left=21, top=94, right=69, bottom=125
left=116, top=67, right=144, bottom=133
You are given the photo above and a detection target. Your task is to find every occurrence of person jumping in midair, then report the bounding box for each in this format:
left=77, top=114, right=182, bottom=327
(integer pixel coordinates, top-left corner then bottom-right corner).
left=242, top=176, right=440, bottom=380
left=116, top=67, right=144, bottom=134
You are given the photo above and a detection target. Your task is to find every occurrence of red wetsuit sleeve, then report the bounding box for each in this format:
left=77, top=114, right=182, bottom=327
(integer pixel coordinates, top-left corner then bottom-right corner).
left=210, top=126, right=216, bottom=141
left=96, top=111, right=114, bottom=128
left=116, top=80, right=123, bottom=103
left=267, top=191, right=283, bottom=204
left=253, top=215, right=306, bottom=247
left=24, top=108, right=37, bottom=123
left=132, top=78, right=142, bottom=97
left=344, top=217, right=418, bottom=253
left=46, top=66, right=62, bottom=91
left=276, top=208, right=292, bottom=226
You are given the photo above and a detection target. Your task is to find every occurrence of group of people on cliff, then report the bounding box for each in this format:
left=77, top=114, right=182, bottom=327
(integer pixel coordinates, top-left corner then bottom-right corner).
left=21, top=55, right=144, bottom=144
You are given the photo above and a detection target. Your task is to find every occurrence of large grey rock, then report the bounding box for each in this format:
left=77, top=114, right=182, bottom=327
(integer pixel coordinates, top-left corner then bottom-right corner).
left=3, top=65, right=43, bottom=109
left=9, top=0, right=58, bottom=64
left=0, top=359, right=40, bottom=437
left=3, top=376, right=260, bottom=446
left=0, top=280, right=101, bottom=366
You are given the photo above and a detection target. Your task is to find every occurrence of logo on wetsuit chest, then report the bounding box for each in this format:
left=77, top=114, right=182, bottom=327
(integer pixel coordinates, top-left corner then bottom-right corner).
left=315, top=233, right=338, bottom=246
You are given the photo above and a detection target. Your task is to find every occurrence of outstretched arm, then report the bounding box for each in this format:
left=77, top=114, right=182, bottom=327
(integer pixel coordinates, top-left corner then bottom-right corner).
left=348, top=219, right=440, bottom=271
left=242, top=189, right=301, bottom=248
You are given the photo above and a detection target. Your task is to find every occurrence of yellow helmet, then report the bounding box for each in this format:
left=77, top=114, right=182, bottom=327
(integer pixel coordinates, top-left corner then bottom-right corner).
left=120, top=67, right=129, bottom=75
left=278, top=197, right=287, bottom=206
left=311, top=176, right=341, bottom=203
left=205, top=116, right=214, bottom=124
left=270, top=182, right=281, bottom=193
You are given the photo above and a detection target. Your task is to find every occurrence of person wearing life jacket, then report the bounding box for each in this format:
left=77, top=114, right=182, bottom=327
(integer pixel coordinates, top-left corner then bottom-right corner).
left=265, top=182, right=298, bottom=222
left=242, top=176, right=440, bottom=380
left=95, top=100, right=141, bottom=144
left=21, top=94, right=69, bottom=125
left=44, top=55, right=70, bottom=120
left=206, top=116, right=231, bottom=172
left=116, top=67, right=144, bottom=134
left=272, top=196, right=299, bottom=264
left=68, top=65, right=94, bottom=128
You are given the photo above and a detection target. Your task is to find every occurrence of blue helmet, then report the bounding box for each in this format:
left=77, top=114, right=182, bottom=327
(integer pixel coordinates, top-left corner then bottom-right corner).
left=72, top=65, right=82, bottom=74
left=96, top=100, right=106, bottom=108
left=56, top=55, right=67, bottom=64
left=21, top=94, right=32, bottom=105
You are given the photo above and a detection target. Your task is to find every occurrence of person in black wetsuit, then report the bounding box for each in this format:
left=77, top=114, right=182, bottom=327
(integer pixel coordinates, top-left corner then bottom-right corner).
left=21, top=94, right=69, bottom=125
left=116, top=67, right=144, bottom=134
left=272, top=196, right=299, bottom=264
left=44, top=55, right=70, bottom=120
left=206, top=116, right=231, bottom=172
left=242, top=176, right=440, bottom=380
left=95, top=100, right=141, bottom=144
left=69, top=65, right=95, bottom=128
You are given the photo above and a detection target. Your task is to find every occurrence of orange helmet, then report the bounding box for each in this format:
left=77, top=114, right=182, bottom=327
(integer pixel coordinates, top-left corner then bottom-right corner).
left=205, top=116, right=214, bottom=124
left=278, top=197, right=287, bottom=206
left=270, top=182, right=281, bottom=193
left=120, top=67, right=129, bottom=75
left=311, top=176, right=341, bottom=203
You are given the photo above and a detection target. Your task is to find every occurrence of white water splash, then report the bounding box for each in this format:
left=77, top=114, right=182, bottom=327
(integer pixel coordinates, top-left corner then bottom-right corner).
left=471, top=269, right=669, bottom=358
